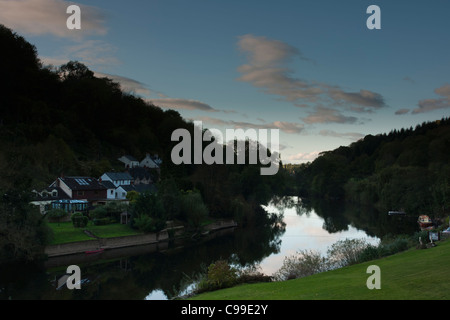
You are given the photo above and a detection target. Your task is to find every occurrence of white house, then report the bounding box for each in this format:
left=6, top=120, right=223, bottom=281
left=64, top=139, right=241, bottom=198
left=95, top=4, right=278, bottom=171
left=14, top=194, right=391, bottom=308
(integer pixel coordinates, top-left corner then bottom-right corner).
left=100, top=180, right=117, bottom=200
left=100, top=172, right=133, bottom=188
left=118, top=155, right=139, bottom=168
left=115, top=185, right=135, bottom=200
left=140, top=153, right=160, bottom=169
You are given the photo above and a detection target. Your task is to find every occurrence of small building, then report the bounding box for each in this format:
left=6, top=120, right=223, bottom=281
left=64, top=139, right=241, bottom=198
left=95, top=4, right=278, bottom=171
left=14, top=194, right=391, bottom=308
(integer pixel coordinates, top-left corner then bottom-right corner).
left=51, top=199, right=89, bottom=213
left=128, top=167, right=153, bottom=185
left=118, top=155, right=139, bottom=169
left=115, top=184, right=135, bottom=200
left=100, top=172, right=133, bottom=188
left=140, top=153, right=160, bottom=169
left=31, top=186, right=71, bottom=214
left=52, top=176, right=107, bottom=201
left=100, top=180, right=117, bottom=200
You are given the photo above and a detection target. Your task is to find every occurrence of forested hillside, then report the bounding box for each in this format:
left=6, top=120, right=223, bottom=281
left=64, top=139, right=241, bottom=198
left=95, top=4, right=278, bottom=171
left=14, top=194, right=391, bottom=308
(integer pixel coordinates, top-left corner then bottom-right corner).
left=294, top=118, right=450, bottom=216
left=0, top=24, right=292, bottom=262
left=0, top=24, right=289, bottom=205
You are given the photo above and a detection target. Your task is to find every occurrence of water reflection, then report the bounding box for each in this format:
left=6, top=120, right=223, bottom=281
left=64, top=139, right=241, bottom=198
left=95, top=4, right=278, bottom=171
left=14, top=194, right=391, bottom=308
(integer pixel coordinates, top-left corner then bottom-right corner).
left=0, top=196, right=418, bottom=300
left=259, top=196, right=380, bottom=275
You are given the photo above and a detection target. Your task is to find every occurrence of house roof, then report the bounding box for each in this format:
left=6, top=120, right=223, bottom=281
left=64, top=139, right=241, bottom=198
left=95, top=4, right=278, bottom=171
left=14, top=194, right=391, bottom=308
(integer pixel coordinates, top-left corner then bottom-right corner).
left=128, top=167, right=151, bottom=180
left=32, top=186, right=71, bottom=201
left=102, top=172, right=133, bottom=181
left=117, top=184, right=136, bottom=192
left=60, top=177, right=106, bottom=191
left=119, top=155, right=138, bottom=162
left=100, top=180, right=116, bottom=189
left=134, top=184, right=157, bottom=194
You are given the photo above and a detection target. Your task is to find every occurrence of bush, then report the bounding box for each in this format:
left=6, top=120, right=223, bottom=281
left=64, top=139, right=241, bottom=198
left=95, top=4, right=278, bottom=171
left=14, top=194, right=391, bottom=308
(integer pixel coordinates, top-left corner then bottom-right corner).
left=272, top=250, right=329, bottom=281
left=46, top=208, right=68, bottom=225
left=236, top=265, right=272, bottom=284
left=358, top=244, right=381, bottom=263
left=180, top=191, right=208, bottom=229
left=71, top=212, right=88, bottom=228
left=196, top=260, right=238, bottom=293
left=130, top=192, right=166, bottom=232
left=90, top=206, right=107, bottom=220
left=133, top=214, right=165, bottom=233
left=327, top=238, right=370, bottom=269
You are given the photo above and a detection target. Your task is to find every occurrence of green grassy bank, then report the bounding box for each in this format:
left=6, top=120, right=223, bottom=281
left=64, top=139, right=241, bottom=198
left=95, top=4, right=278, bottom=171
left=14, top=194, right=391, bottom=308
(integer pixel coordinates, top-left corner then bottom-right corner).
left=191, top=239, right=450, bottom=300
left=48, top=222, right=143, bottom=245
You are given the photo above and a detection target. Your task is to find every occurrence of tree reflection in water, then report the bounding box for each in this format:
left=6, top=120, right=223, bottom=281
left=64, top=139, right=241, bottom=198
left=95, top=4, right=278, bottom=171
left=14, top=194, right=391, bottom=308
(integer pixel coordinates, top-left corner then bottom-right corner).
left=1, top=196, right=417, bottom=300
left=0, top=205, right=285, bottom=300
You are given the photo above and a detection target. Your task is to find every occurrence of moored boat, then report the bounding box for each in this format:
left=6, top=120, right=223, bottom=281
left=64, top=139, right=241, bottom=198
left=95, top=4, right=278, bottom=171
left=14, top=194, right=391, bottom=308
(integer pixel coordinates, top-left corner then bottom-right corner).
left=418, top=215, right=433, bottom=229
left=388, top=210, right=406, bottom=216
left=85, top=248, right=104, bottom=255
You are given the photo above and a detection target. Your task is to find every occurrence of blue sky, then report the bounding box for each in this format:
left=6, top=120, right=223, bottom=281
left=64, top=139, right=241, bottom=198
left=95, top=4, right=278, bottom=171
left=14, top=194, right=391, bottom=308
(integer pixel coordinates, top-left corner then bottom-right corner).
left=1, top=0, right=450, bottom=163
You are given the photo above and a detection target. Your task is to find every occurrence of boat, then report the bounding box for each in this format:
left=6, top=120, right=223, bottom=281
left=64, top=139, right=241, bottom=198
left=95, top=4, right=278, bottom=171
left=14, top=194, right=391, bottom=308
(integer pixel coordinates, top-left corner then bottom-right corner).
left=85, top=248, right=104, bottom=255
left=388, top=210, right=406, bottom=216
left=417, top=215, right=433, bottom=229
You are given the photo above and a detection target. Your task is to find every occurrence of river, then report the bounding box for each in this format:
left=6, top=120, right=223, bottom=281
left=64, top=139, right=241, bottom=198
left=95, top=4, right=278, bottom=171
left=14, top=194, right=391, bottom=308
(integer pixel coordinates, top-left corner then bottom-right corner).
left=0, top=196, right=418, bottom=300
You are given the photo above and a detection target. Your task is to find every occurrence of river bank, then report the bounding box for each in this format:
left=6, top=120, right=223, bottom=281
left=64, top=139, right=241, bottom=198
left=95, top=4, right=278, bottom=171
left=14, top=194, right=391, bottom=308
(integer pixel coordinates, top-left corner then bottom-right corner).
left=45, top=220, right=238, bottom=258
left=190, top=237, right=450, bottom=300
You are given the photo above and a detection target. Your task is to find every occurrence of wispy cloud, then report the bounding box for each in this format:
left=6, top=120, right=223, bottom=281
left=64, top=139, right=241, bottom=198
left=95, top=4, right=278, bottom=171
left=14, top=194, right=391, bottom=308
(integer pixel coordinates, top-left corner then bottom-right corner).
left=42, top=40, right=120, bottom=70
left=1, top=0, right=119, bottom=71
left=328, top=89, right=386, bottom=113
left=319, top=130, right=365, bottom=141
left=395, top=108, right=410, bottom=115
left=236, top=34, right=387, bottom=115
left=403, top=76, right=416, bottom=84
left=0, top=0, right=107, bottom=39
left=287, top=151, right=320, bottom=162
left=237, top=34, right=322, bottom=103
left=149, top=98, right=219, bottom=112
left=94, top=72, right=152, bottom=97
left=196, top=116, right=305, bottom=134
left=412, top=84, right=450, bottom=114
left=302, top=106, right=358, bottom=124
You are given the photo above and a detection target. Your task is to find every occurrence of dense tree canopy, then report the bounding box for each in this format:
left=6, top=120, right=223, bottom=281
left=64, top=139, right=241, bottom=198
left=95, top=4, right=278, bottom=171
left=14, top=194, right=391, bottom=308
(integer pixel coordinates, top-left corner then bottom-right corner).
left=294, top=118, right=450, bottom=215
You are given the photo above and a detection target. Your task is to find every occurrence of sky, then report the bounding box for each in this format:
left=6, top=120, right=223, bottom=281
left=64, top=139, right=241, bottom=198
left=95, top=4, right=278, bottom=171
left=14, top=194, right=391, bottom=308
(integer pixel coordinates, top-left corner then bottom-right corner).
left=1, top=0, right=450, bottom=163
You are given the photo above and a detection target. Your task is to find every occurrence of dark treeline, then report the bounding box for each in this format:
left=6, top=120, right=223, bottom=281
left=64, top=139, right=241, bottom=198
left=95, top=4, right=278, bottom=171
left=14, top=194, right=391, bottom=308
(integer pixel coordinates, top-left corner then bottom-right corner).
left=294, top=118, right=450, bottom=216
left=0, top=25, right=291, bottom=262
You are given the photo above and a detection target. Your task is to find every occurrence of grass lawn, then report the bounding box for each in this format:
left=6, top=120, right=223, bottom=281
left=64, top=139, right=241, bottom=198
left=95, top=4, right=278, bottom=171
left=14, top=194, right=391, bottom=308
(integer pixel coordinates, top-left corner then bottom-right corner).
left=191, top=239, right=450, bottom=300
left=48, top=221, right=143, bottom=245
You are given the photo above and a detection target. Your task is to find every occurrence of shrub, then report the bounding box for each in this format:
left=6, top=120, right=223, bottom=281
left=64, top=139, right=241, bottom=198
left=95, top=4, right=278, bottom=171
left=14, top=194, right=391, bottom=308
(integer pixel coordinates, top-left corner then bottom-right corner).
left=133, top=214, right=165, bottom=233
left=207, top=260, right=238, bottom=288
left=380, top=238, right=410, bottom=256
left=46, top=208, right=68, bottom=225
left=236, top=265, right=272, bottom=284
left=358, top=244, right=381, bottom=263
left=71, top=212, right=88, bottom=228
left=327, top=238, right=370, bottom=269
left=195, top=260, right=238, bottom=293
left=272, top=250, right=329, bottom=281
left=130, top=192, right=166, bottom=232
left=90, top=206, right=107, bottom=220
left=180, top=191, right=208, bottom=229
